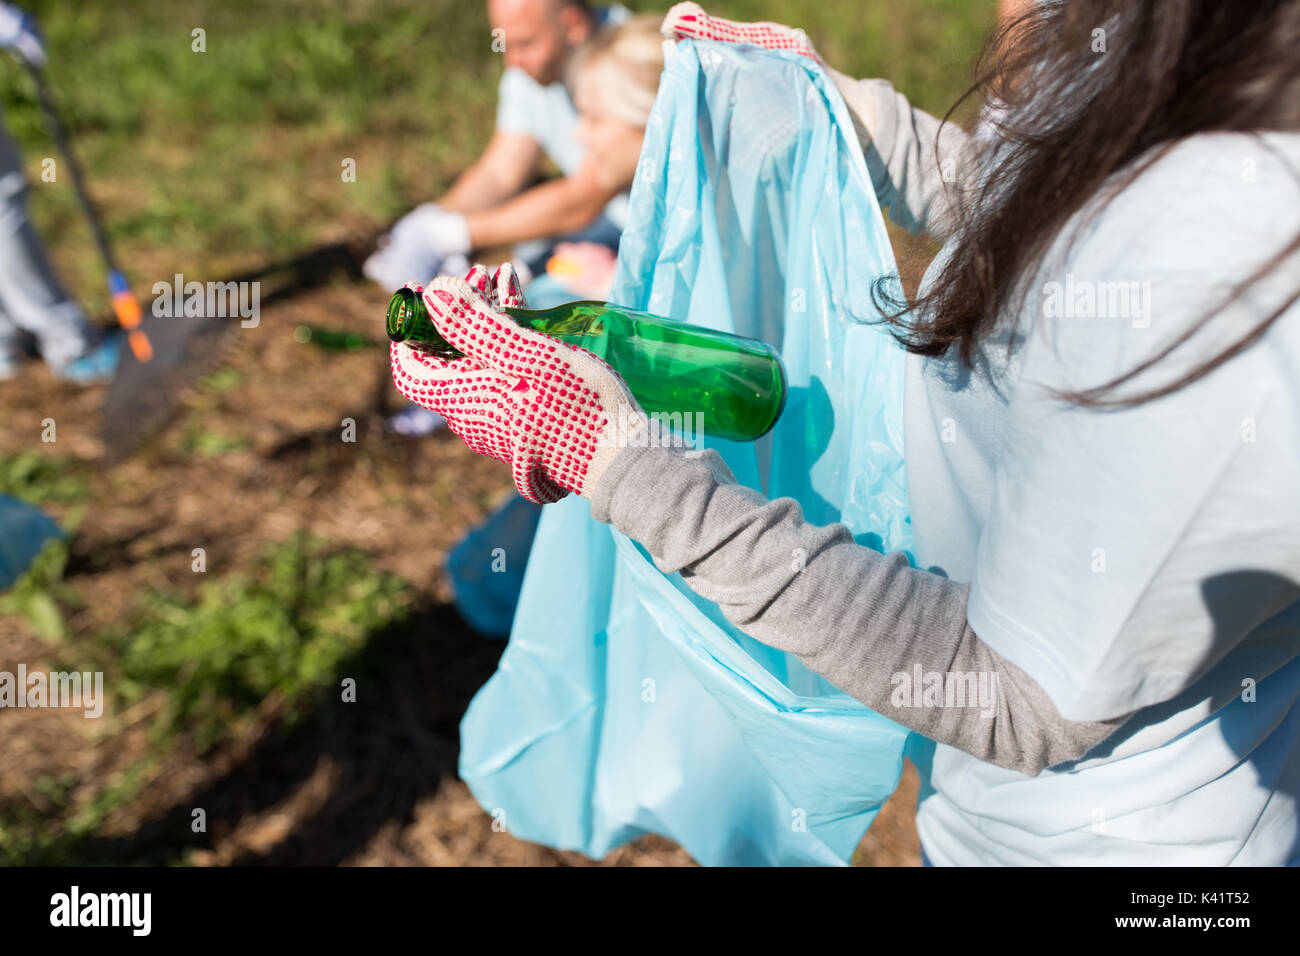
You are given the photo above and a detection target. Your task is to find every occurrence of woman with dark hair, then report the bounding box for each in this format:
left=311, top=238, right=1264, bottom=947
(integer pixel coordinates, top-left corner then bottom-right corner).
left=391, top=0, right=1300, bottom=865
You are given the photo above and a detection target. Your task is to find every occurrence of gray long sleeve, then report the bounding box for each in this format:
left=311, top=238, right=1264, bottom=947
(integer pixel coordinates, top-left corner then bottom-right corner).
left=586, top=443, right=1135, bottom=777
left=825, top=69, right=977, bottom=241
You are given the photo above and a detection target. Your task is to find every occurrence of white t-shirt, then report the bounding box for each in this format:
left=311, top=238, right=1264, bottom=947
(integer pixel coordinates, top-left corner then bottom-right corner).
left=494, top=4, right=631, bottom=229
left=907, top=131, right=1300, bottom=865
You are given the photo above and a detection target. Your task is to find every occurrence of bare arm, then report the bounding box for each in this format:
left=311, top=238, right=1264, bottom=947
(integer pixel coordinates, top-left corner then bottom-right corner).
left=462, top=156, right=622, bottom=249
left=437, top=131, right=543, bottom=214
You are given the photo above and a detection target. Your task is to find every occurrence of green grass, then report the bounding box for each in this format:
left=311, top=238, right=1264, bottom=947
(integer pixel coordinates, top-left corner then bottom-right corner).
left=0, top=758, right=159, bottom=866
left=0, top=528, right=410, bottom=862
left=0, top=450, right=89, bottom=506
left=0, top=0, right=993, bottom=313
left=105, top=534, right=410, bottom=752
left=0, top=536, right=76, bottom=643
left=0, top=534, right=411, bottom=864
left=177, top=422, right=251, bottom=456
left=0, top=452, right=87, bottom=641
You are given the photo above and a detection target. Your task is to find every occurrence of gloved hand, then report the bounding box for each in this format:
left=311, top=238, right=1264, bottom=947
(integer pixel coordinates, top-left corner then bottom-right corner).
left=0, top=3, right=45, bottom=69
left=394, top=202, right=471, bottom=260
left=390, top=263, right=649, bottom=504
left=363, top=203, right=472, bottom=292
left=661, top=2, right=821, bottom=63
left=661, top=4, right=882, bottom=160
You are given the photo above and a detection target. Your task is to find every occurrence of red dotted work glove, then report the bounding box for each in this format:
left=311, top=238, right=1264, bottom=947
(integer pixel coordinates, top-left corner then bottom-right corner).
left=390, top=263, right=651, bottom=505
left=661, top=2, right=822, bottom=63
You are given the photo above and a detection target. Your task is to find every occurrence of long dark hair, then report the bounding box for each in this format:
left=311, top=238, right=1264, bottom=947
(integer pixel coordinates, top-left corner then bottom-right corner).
left=877, top=0, right=1300, bottom=407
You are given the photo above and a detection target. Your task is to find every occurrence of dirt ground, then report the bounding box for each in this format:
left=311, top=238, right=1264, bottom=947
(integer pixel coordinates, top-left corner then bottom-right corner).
left=0, top=243, right=926, bottom=866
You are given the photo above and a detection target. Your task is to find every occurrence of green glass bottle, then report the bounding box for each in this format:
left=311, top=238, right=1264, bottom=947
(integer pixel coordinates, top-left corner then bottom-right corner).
left=386, top=289, right=786, bottom=442
left=294, top=324, right=374, bottom=352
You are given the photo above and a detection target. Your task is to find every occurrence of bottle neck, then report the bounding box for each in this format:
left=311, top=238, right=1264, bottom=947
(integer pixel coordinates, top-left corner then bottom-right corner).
left=387, top=289, right=439, bottom=343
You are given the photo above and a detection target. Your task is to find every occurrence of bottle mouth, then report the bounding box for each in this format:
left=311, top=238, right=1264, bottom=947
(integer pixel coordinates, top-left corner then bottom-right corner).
left=386, top=289, right=419, bottom=341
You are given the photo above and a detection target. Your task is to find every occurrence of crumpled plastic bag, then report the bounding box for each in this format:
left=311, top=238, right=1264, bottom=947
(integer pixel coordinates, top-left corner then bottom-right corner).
left=458, top=38, right=917, bottom=865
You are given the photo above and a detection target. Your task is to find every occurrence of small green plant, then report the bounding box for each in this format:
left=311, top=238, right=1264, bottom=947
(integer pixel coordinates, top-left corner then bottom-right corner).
left=0, top=762, right=159, bottom=866
left=0, top=790, right=69, bottom=866
left=178, top=423, right=252, bottom=456
left=106, top=534, right=408, bottom=751
left=197, top=368, right=243, bottom=392
left=0, top=537, right=77, bottom=643
left=0, top=452, right=89, bottom=506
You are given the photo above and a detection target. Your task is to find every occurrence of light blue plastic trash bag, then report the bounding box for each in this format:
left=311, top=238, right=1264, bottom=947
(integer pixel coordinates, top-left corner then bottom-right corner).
left=458, top=39, right=918, bottom=865
left=443, top=272, right=588, bottom=639
left=446, top=493, right=542, bottom=638
left=0, top=494, right=63, bottom=591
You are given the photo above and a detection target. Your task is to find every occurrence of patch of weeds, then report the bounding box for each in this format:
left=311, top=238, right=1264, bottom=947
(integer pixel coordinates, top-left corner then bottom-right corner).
left=0, top=537, right=80, bottom=644
left=105, top=534, right=409, bottom=752
left=197, top=368, right=243, bottom=393
left=0, top=761, right=160, bottom=866
left=0, top=781, right=72, bottom=866
left=0, top=451, right=89, bottom=506
left=178, top=423, right=252, bottom=456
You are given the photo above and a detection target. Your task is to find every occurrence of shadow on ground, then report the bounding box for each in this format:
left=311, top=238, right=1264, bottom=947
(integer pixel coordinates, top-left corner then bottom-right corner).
left=55, top=599, right=504, bottom=866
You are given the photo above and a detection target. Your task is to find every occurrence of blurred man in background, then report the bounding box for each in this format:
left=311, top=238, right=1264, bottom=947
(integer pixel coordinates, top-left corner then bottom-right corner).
left=0, top=2, right=119, bottom=383
left=368, top=0, right=634, bottom=435
left=363, top=0, right=632, bottom=295
left=438, top=15, right=665, bottom=638
left=522, top=14, right=664, bottom=304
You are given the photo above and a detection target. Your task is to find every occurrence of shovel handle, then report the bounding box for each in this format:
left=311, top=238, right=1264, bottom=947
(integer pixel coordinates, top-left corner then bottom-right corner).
left=28, top=63, right=153, bottom=363
left=109, top=271, right=152, bottom=360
